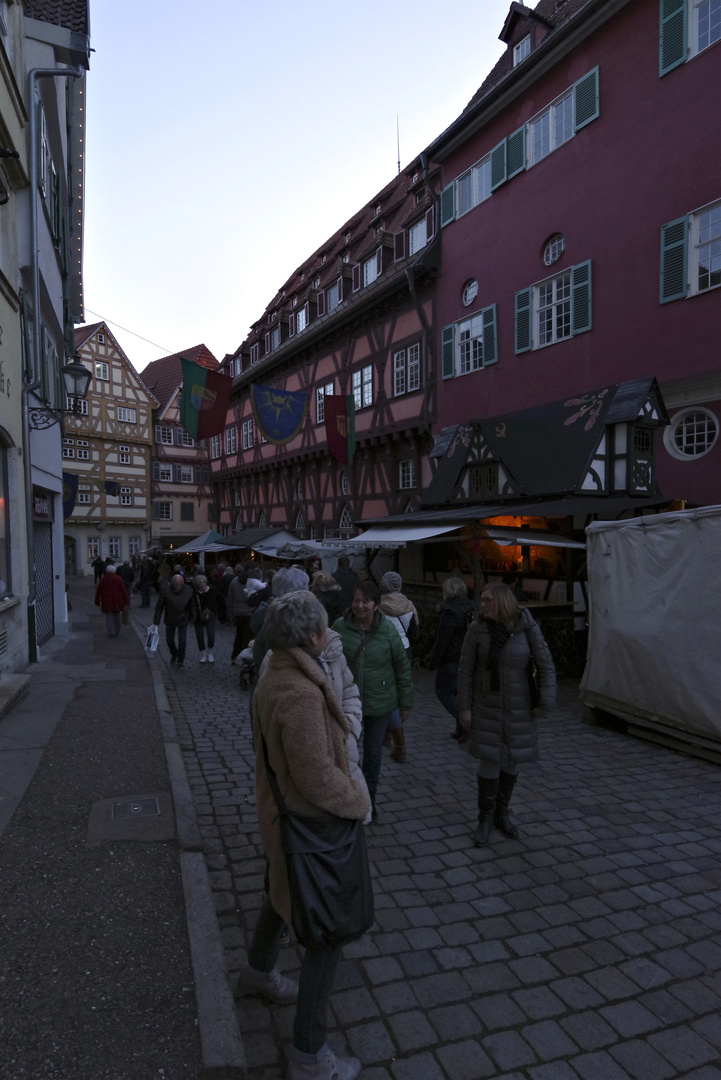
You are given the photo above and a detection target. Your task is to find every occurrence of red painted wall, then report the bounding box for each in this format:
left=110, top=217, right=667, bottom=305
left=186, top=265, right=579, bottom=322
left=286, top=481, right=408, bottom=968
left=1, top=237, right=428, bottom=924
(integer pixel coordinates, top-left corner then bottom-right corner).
left=434, top=0, right=720, bottom=504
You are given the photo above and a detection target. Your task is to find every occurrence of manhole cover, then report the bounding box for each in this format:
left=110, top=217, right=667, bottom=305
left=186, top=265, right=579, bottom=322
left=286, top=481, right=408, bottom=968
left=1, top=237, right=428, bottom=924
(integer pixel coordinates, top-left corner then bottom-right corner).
left=112, top=797, right=161, bottom=820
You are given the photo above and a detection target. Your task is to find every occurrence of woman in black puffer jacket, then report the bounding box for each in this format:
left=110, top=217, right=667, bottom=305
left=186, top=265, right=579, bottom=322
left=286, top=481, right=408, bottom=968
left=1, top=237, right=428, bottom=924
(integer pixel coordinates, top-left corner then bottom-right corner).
left=428, top=577, right=476, bottom=741
left=458, top=581, right=556, bottom=849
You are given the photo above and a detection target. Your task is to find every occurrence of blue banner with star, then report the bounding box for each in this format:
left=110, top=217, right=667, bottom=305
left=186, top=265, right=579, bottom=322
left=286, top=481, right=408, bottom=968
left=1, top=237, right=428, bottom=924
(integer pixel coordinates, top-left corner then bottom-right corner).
left=250, top=384, right=309, bottom=446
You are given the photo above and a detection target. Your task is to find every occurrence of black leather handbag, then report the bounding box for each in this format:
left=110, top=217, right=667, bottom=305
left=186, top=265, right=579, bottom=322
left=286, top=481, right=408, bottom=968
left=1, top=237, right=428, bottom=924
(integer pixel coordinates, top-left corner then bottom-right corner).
left=261, top=736, right=374, bottom=949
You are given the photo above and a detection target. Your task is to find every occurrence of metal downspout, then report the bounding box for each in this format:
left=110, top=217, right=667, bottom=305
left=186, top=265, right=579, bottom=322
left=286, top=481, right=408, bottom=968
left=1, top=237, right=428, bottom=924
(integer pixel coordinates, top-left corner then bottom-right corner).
left=22, top=65, right=83, bottom=661
left=405, top=152, right=440, bottom=431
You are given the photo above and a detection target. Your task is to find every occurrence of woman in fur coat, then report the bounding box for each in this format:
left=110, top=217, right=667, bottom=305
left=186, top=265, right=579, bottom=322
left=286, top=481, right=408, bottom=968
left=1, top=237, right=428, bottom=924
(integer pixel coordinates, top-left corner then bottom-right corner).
left=237, top=590, right=370, bottom=1080
left=458, top=581, right=556, bottom=848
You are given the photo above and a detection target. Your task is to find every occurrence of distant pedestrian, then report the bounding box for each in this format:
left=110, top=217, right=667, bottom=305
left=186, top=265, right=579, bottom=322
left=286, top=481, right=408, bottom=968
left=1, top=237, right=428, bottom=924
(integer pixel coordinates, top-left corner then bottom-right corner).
left=153, top=574, right=194, bottom=668
left=311, top=569, right=344, bottom=623
left=458, top=582, right=556, bottom=848
left=94, top=565, right=129, bottom=638
left=428, top=576, right=476, bottom=741
left=192, top=574, right=220, bottom=664
left=139, top=558, right=154, bottom=607
left=332, top=555, right=359, bottom=610
left=92, top=554, right=104, bottom=585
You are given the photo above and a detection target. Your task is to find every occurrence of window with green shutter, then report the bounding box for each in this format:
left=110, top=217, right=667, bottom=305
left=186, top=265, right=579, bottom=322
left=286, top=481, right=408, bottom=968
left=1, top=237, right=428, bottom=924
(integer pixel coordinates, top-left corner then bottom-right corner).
left=516, top=262, right=593, bottom=351
left=660, top=0, right=687, bottom=75
left=441, top=325, right=455, bottom=379
left=490, top=139, right=507, bottom=191
left=571, top=261, right=592, bottom=333
left=506, top=127, right=526, bottom=179
left=440, top=182, right=455, bottom=228
left=573, top=68, right=600, bottom=130
left=660, top=216, right=688, bottom=302
left=515, top=289, right=532, bottom=354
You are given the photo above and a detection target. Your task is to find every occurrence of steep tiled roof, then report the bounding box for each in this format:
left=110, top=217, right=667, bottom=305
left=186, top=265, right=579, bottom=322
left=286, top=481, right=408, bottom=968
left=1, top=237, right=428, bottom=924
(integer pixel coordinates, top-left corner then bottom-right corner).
left=462, top=0, right=593, bottom=112
left=239, top=162, right=439, bottom=362
left=74, top=322, right=104, bottom=350
left=140, top=345, right=219, bottom=411
left=23, top=0, right=89, bottom=34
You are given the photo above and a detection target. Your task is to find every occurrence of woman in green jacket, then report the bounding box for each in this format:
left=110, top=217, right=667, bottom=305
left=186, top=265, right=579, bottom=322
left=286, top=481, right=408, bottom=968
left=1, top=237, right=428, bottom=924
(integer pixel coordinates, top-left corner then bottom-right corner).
left=333, top=579, right=413, bottom=819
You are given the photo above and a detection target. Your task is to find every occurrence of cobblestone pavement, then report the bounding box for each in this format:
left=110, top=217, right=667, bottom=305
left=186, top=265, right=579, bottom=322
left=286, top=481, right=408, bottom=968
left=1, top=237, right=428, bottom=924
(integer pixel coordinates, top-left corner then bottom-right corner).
left=133, top=602, right=721, bottom=1080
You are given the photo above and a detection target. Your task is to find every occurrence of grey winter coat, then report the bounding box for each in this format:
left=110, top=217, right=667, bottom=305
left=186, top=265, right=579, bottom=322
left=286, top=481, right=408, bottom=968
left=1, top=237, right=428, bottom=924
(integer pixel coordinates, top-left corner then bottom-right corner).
left=457, top=609, right=556, bottom=766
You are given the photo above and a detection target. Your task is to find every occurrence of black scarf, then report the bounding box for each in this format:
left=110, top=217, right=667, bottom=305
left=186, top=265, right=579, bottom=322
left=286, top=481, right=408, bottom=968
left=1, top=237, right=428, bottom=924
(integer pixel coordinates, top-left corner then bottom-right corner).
left=485, top=619, right=512, bottom=692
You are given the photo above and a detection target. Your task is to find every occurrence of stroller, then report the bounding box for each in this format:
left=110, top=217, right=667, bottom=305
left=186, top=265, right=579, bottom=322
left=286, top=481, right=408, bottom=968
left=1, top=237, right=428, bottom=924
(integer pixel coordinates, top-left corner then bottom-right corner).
left=236, top=643, right=255, bottom=691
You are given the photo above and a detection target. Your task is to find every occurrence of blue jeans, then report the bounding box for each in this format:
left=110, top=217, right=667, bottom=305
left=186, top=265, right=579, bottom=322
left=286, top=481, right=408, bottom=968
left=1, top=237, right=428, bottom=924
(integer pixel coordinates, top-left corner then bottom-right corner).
left=435, top=661, right=460, bottom=724
left=362, top=711, right=395, bottom=797
left=194, top=617, right=216, bottom=651
left=248, top=896, right=340, bottom=1055
left=165, top=623, right=188, bottom=663
left=105, top=611, right=121, bottom=637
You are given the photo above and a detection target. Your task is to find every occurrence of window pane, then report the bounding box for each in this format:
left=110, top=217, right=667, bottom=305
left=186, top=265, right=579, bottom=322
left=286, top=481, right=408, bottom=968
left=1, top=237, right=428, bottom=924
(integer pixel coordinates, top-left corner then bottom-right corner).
left=698, top=0, right=721, bottom=51
left=532, top=112, right=550, bottom=161
left=457, top=171, right=473, bottom=216
left=474, top=158, right=492, bottom=204
left=554, top=94, right=573, bottom=147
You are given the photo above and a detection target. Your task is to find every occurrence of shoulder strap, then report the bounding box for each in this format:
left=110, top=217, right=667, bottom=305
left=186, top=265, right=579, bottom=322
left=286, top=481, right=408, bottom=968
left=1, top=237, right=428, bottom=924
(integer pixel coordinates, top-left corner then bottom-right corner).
left=260, top=734, right=289, bottom=816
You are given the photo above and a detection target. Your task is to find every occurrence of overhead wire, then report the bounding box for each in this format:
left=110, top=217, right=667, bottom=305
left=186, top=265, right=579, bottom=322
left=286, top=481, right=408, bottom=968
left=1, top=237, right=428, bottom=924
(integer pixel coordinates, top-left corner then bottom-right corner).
left=83, top=308, right=173, bottom=355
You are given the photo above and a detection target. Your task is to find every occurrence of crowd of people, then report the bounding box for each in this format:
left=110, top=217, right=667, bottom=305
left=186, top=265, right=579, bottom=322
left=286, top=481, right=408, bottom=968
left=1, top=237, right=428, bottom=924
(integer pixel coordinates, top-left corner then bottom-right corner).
left=92, top=547, right=556, bottom=1080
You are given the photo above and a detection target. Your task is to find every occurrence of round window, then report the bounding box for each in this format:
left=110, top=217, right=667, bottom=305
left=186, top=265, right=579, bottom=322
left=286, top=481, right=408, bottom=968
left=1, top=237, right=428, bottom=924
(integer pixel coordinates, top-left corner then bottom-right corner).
left=462, top=279, right=478, bottom=307
left=663, top=408, right=719, bottom=460
left=543, top=233, right=566, bottom=266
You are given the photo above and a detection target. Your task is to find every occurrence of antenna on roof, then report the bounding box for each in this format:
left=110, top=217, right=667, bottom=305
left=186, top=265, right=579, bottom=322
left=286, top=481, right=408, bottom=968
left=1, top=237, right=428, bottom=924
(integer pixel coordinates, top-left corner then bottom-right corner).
left=397, top=115, right=400, bottom=175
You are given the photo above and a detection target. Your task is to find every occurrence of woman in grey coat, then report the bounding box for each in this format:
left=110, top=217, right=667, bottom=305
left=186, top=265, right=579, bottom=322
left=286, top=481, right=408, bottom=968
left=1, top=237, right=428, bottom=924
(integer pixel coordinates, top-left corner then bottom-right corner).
left=458, top=581, right=556, bottom=847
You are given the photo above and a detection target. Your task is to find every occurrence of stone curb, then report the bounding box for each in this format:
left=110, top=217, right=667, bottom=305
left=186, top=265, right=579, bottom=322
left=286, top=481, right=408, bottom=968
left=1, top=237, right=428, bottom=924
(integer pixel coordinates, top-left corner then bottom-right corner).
left=132, top=617, right=247, bottom=1079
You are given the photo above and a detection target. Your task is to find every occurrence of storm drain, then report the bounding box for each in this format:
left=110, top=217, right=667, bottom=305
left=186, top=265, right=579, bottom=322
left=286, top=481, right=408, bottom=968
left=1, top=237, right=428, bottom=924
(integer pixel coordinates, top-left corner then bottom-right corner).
left=112, top=796, right=161, bottom=819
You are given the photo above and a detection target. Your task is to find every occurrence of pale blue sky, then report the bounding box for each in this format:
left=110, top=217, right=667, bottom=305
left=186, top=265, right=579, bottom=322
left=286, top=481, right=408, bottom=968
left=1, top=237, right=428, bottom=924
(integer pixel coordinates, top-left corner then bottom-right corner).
left=83, top=1, right=511, bottom=371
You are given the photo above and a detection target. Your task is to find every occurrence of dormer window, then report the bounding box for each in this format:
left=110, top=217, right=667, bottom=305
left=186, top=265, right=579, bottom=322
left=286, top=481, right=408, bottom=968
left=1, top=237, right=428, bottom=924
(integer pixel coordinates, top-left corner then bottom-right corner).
left=345, top=233, right=351, bottom=242
left=292, top=297, right=298, bottom=307
left=375, top=205, right=381, bottom=215
left=513, top=33, right=531, bottom=65
left=315, top=277, right=321, bottom=288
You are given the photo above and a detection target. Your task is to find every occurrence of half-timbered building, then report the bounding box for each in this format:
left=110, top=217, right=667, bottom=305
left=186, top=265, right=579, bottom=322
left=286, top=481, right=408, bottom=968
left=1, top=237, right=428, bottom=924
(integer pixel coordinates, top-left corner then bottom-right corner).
left=213, top=165, right=440, bottom=539
left=64, top=323, right=158, bottom=574
left=140, top=345, right=217, bottom=552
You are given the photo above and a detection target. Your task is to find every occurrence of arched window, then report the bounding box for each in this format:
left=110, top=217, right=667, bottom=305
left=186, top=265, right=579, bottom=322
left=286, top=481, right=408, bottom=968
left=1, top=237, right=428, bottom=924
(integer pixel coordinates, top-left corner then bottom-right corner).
left=339, top=505, right=354, bottom=538
left=258, top=510, right=267, bottom=528
left=295, top=509, right=306, bottom=536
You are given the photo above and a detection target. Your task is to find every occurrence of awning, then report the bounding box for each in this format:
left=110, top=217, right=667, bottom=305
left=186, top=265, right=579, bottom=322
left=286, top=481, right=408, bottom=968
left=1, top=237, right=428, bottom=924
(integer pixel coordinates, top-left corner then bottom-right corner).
left=340, top=524, right=461, bottom=549
left=483, top=527, right=586, bottom=549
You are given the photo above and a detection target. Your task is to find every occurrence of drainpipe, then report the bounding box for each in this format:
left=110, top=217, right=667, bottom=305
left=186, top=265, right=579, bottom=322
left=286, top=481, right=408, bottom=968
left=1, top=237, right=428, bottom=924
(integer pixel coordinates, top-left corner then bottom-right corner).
left=405, top=151, right=440, bottom=431
left=22, top=65, right=84, bottom=661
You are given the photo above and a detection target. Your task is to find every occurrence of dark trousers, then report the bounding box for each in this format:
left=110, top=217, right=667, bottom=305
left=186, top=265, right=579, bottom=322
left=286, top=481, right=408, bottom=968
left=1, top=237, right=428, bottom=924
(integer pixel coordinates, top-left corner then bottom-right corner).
left=140, top=581, right=152, bottom=606
left=194, top=618, right=216, bottom=651
left=361, top=711, right=395, bottom=797
left=435, top=661, right=460, bottom=723
left=165, top=623, right=188, bottom=663
left=248, top=896, right=340, bottom=1055
left=232, top=615, right=251, bottom=658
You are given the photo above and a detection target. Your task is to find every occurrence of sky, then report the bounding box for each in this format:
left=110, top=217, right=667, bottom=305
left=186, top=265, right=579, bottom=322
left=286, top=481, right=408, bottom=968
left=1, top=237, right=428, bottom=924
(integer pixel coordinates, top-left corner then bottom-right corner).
left=82, top=1, right=512, bottom=374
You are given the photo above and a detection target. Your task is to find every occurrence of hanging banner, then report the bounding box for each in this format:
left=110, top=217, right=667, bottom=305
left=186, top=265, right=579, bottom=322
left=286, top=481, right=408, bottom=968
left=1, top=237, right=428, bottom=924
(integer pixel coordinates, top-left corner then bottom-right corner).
left=324, top=394, right=356, bottom=465
left=180, top=357, right=232, bottom=440
left=62, top=472, right=79, bottom=518
left=250, top=384, right=309, bottom=445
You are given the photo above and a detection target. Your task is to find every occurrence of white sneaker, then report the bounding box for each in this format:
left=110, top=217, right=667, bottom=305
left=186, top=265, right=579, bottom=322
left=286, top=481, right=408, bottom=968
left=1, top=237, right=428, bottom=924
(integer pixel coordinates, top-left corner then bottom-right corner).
left=207, top=651, right=214, bottom=663
left=236, top=963, right=298, bottom=1003
left=286, top=1044, right=361, bottom=1080
left=199, top=650, right=207, bottom=663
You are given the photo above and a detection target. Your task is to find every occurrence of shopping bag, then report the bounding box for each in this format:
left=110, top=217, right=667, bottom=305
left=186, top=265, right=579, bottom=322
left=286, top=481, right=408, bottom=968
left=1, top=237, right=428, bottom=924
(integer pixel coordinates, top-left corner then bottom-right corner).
left=145, top=624, right=159, bottom=652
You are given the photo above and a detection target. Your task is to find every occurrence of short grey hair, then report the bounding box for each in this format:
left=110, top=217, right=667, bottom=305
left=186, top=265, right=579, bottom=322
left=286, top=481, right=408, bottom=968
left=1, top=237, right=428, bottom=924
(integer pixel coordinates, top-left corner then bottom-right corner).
left=442, top=576, right=468, bottom=601
left=264, top=590, right=327, bottom=650
left=272, top=566, right=310, bottom=596
left=192, top=575, right=207, bottom=590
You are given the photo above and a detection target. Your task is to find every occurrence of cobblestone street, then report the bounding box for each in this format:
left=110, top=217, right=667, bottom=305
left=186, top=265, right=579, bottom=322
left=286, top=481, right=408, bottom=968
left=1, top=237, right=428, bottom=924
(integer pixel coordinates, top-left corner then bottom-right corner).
left=134, top=604, right=721, bottom=1080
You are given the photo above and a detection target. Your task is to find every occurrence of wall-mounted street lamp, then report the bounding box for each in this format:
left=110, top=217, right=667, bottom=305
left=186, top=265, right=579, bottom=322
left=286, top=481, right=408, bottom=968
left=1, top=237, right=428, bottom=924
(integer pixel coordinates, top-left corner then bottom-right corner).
left=28, top=356, right=93, bottom=429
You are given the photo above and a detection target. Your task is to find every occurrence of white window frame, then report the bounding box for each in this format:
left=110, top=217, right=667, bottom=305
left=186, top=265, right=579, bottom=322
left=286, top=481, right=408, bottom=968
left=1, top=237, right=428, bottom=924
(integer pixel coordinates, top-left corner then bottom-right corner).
left=689, top=199, right=721, bottom=296
left=66, top=396, right=89, bottom=415
left=352, top=365, right=373, bottom=410
left=210, top=434, right=221, bottom=459
left=663, top=407, right=719, bottom=460
left=157, top=426, right=174, bottom=445
left=95, top=361, right=109, bottom=381
left=159, top=463, right=172, bottom=481
left=180, top=430, right=195, bottom=447
left=536, top=270, right=573, bottom=347
left=62, top=438, right=75, bottom=459
left=690, top=0, right=721, bottom=57
left=364, top=254, right=379, bottom=287
left=242, top=418, right=254, bottom=449
left=120, top=486, right=132, bottom=506
left=393, top=344, right=421, bottom=396
left=225, top=426, right=237, bottom=455
left=158, top=501, right=172, bottom=521
left=409, top=218, right=427, bottom=255
left=296, top=305, right=308, bottom=333
left=528, top=89, right=573, bottom=166
left=76, top=446, right=90, bottom=461
left=458, top=313, right=487, bottom=374
left=119, top=445, right=131, bottom=464
left=513, top=33, right=531, bottom=66
left=179, top=464, right=194, bottom=483
left=129, top=536, right=141, bottom=556
left=316, top=381, right=334, bottom=424
left=117, top=407, right=137, bottom=423
left=108, top=537, right=121, bottom=559
left=456, top=155, right=492, bottom=218
left=88, top=537, right=99, bottom=559
left=326, top=280, right=341, bottom=312
left=78, top=488, right=91, bottom=504
left=399, top=459, right=416, bottom=490
left=250, top=342, right=260, bottom=365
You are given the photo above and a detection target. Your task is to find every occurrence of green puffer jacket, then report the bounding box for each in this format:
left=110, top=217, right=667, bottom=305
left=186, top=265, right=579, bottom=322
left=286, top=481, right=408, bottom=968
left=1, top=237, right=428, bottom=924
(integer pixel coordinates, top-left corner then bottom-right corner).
left=332, top=609, right=414, bottom=717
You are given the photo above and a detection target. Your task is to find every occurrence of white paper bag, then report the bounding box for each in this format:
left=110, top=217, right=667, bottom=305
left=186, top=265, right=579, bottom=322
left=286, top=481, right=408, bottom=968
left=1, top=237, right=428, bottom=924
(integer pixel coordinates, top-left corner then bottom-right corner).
left=145, top=624, right=159, bottom=652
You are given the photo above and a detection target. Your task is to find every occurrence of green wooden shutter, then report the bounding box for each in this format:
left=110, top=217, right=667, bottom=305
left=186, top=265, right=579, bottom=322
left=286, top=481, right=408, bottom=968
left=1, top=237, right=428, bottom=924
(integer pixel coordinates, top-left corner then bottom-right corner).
left=440, top=182, right=455, bottom=227
left=490, top=139, right=507, bottom=190
left=660, top=0, right=687, bottom=76
left=441, top=324, right=455, bottom=379
left=482, top=304, right=498, bottom=366
left=573, top=67, right=600, bottom=131
left=506, top=127, right=526, bottom=179
left=660, top=216, right=688, bottom=302
left=571, top=261, right=592, bottom=334
left=515, top=289, right=532, bottom=354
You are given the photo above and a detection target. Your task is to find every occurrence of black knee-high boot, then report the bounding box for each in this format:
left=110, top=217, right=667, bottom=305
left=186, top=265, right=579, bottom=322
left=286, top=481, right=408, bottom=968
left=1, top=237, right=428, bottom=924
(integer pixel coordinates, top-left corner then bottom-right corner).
left=494, top=771, right=519, bottom=838
left=473, top=776, right=499, bottom=847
